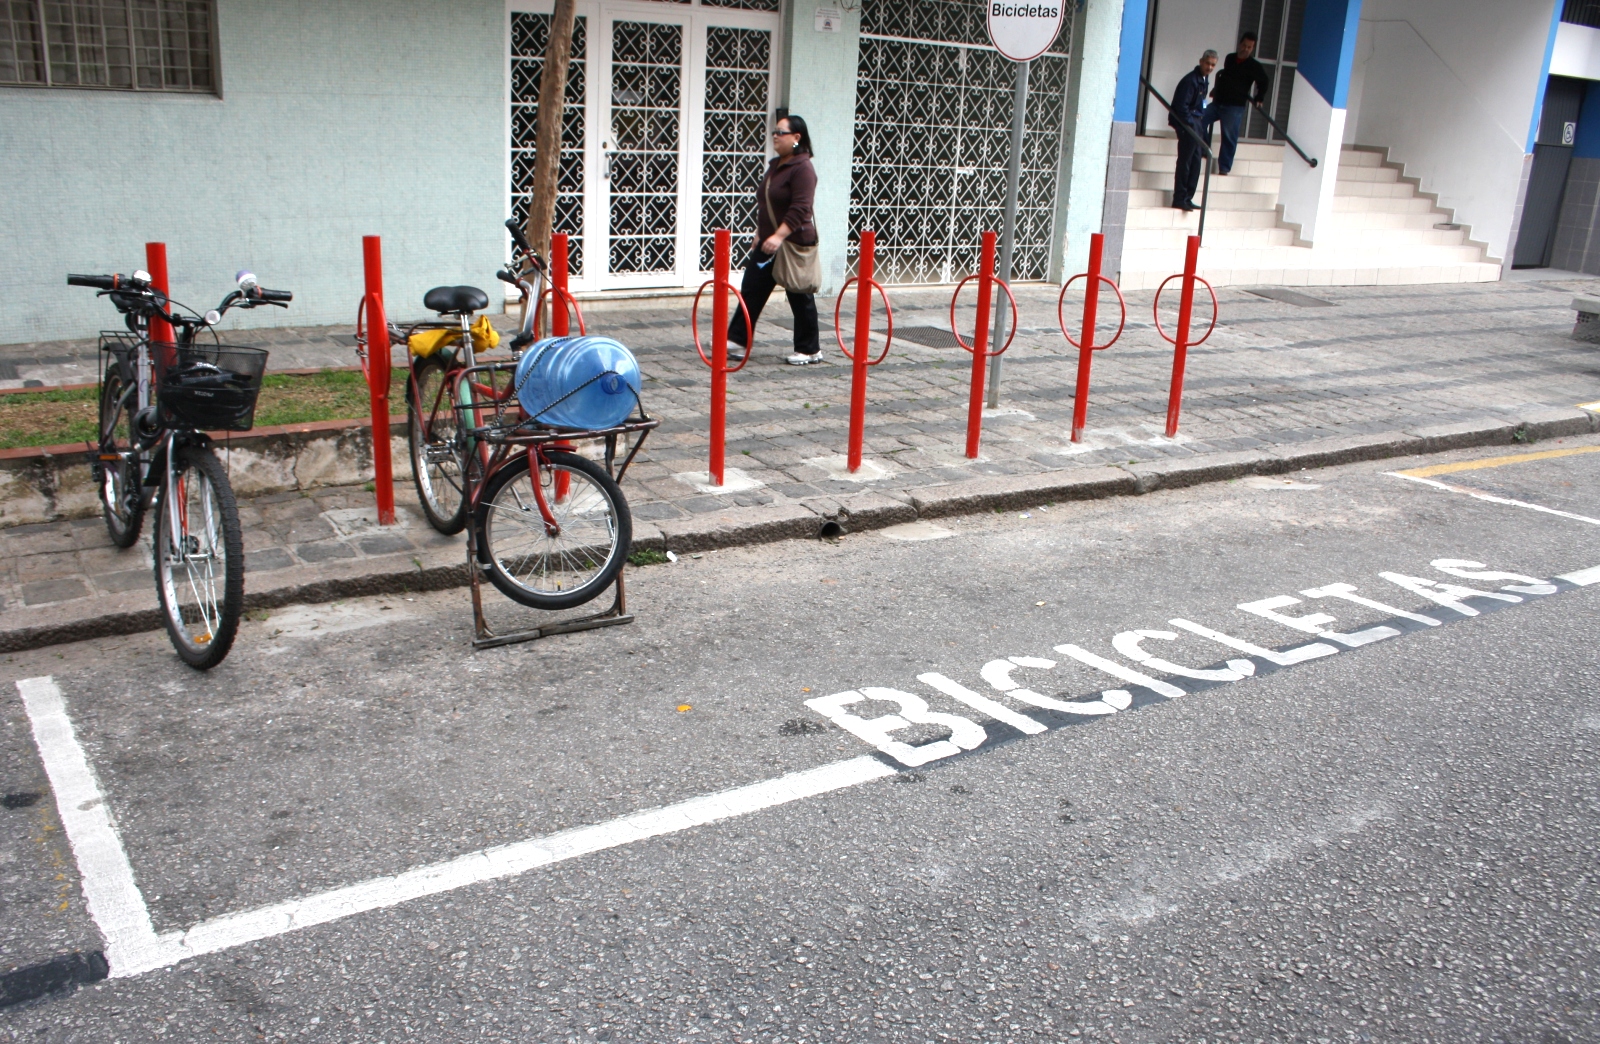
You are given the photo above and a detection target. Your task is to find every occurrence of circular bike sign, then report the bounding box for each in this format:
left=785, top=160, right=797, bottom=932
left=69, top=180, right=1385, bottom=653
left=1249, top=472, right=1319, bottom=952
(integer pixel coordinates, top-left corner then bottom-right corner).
left=986, top=1, right=1064, bottom=62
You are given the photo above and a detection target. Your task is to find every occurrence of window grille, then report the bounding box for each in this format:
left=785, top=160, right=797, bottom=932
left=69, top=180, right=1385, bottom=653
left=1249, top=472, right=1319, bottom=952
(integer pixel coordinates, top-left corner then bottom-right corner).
left=851, top=0, right=1070, bottom=284
left=511, top=12, right=588, bottom=276
left=1, top=0, right=215, bottom=91
left=698, top=25, right=770, bottom=270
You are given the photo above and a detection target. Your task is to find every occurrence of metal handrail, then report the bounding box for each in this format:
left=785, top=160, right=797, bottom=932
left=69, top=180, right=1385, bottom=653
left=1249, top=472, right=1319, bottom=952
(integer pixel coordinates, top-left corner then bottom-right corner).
left=1251, top=101, right=1318, bottom=167
left=1140, top=76, right=1213, bottom=243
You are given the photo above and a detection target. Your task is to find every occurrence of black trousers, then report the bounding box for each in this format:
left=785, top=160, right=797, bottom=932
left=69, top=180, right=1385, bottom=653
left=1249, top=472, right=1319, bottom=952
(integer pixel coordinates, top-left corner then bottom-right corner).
left=727, top=255, right=820, bottom=356
left=1172, top=123, right=1204, bottom=208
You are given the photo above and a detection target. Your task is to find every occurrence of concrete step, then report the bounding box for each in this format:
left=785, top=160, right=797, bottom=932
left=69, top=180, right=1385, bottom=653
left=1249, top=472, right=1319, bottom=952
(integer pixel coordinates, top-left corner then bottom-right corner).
left=1339, top=148, right=1387, bottom=167
left=1131, top=153, right=1283, bottom=179
left=1316, top=225, right=1469, bottom=247
left=1118, top=260, right=1502, bottom=291
left=1336, top=164, right=1402, bottom=184
left=1125, top=206, right=1283, bottom=230
left=1125, top=226, right=1298, bottom=250
left=1325, top=210, right=1453, bottom=231
left=1130, top=170, right=1280, bottom=195
left=1129, top=188, right=1280, bottom=211
left=1123, top=243, right=1488, bottom=274
left=1332, top=195, right=1437, bottom=214
left=1133, top=134, right=1285, bottom=162
left=1336, top=180, right=1417, bottom=199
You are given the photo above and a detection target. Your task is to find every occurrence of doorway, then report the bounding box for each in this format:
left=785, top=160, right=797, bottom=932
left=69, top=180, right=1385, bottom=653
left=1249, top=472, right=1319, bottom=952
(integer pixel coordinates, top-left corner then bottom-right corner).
left=509, top=0, right=780, bottom=291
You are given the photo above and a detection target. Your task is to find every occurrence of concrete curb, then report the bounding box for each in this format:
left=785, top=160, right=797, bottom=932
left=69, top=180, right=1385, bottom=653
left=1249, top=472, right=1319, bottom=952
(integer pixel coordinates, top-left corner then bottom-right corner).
left=3, top=408, right=1595, bottom=653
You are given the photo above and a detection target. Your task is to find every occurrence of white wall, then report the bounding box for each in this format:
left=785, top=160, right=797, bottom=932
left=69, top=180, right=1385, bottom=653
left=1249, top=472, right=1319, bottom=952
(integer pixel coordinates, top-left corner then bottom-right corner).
left=1551, top=21, right=1600, bottom=81
left=1143, top=0, right=1241, bottom=133
left=1348, top=0, right=1559, bottom=263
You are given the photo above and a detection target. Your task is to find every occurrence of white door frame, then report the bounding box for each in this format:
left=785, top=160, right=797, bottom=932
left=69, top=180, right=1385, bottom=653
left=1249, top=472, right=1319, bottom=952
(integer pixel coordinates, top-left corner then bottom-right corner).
left=505, top=0, right=781, bottom=292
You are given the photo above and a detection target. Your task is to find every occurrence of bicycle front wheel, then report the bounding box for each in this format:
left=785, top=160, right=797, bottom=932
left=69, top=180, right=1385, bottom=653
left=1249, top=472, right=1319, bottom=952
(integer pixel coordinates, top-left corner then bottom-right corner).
left=98, top=362, right=145, bottom=548
left=473, top=450, right=631, bottom=610
left=408, top=356, right=467, bottom=534
left=154, top=445, right=245, bottom=669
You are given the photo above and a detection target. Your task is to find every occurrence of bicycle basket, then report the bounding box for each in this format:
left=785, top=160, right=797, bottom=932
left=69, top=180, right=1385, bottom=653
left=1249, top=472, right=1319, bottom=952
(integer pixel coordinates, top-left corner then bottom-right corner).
left=154, top=343, right=269, bottom=432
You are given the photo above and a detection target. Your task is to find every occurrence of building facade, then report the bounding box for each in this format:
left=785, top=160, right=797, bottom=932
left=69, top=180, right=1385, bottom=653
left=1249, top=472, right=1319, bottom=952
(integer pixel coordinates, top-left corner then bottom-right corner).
left=0, top=0, right=1583, bottom=344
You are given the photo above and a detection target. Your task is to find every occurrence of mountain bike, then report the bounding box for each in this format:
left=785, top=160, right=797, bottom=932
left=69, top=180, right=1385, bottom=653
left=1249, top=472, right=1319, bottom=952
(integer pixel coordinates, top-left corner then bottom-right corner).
left=69, top=269, right=290, bottom=668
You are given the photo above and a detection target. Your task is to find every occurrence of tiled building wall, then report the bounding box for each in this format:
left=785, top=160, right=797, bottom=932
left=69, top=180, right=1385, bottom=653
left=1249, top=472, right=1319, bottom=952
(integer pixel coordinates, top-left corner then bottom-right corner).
left=1550, top=156, right=1600, bottom=274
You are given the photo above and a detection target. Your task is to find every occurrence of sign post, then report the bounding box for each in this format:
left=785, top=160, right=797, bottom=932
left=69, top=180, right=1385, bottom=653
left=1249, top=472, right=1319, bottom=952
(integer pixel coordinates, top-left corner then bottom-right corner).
left=983, top=1, right=1064, bottom=407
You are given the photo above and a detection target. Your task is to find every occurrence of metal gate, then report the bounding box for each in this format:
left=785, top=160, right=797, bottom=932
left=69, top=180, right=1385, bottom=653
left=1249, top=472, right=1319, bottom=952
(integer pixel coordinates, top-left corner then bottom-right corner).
left=1235, top=0, right=1303, bottom=143
left=849, top=0, right=1070, bottom=285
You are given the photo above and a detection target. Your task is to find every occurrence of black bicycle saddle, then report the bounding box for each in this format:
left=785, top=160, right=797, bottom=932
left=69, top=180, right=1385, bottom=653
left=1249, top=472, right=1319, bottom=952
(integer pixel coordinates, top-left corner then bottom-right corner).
left=423, top=285, right=489, bottom=315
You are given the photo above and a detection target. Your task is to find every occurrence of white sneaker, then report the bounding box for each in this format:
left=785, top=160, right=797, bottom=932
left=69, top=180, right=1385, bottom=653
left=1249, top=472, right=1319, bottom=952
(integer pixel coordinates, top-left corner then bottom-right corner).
left=786, top=352, right=822, bottom=366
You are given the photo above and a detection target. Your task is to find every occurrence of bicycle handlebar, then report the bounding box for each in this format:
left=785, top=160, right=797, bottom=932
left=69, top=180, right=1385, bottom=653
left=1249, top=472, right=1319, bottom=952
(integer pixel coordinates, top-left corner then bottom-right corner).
left=505, top=218, right=535, bottom=256
left=253, top=287, right=293, bottom=304
left=68, top=273, right=143, bottom=291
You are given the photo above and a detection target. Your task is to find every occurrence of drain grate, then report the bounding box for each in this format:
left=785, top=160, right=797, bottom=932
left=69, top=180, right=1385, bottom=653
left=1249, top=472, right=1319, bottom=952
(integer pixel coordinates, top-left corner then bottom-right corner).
left=1243, top=286, right=1336, bottom=308
left=894, top=325, right=965, bottom=349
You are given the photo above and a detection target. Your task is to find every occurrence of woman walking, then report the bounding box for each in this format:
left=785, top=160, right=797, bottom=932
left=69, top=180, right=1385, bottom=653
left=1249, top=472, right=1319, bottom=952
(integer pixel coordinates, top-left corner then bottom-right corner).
left=728, top=114, right=823, bottom=365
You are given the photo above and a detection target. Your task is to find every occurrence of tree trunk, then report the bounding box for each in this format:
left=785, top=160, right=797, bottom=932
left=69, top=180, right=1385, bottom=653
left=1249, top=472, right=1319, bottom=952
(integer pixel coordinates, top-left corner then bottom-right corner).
left=525, top=0, right=578, bottom=273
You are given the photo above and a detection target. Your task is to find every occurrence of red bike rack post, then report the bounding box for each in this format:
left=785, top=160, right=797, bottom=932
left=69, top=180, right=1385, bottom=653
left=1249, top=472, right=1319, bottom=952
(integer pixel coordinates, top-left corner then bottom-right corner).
left=551, top=233, right=571, bottom=337
left=361, top=235, right=396, bottom=525
left=835, top=230, right=894, bottom=473
left=1059, top=233, right=1128, bottom=442
left=950, top=232, right=1016, bottom=459
left=710, top=230, right=730, bottom=486
left=145, top=242, right=173, bottom=345
left=1153, top=235, right=1217, bottom=439
left=690, top=230, right=751, bottom=488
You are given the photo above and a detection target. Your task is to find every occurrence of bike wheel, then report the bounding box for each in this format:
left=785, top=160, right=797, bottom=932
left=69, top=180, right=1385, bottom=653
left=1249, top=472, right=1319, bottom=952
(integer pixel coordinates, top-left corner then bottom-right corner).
left=473, top=450, right=631, bottom=610
left=407, top=356, right=467, bottom=535
left=97, top=363, right=145, bottom=548
left=154, top=445, right=245, bottom=670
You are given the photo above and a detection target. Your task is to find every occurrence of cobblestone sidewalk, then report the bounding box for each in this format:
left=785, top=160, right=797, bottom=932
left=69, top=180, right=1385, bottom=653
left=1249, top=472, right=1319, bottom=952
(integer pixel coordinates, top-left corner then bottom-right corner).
left=3, top=275, right=1599, bottom=649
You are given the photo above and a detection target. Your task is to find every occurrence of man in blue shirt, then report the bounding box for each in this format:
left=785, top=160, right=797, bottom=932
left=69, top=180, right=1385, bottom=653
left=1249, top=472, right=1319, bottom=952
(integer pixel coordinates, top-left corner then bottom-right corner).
left=1170, top=50, right=1217, bottom=211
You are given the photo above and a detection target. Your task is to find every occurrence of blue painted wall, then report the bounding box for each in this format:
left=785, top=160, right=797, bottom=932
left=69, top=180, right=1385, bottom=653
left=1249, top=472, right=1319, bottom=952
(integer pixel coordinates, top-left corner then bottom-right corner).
left=1112, top=0, right=1149, bottom=123
left=0, top=0, right=506, bottom=345
left=1575, top=80, right=1600, bottom=159
left=1528, top=3, right=1565, bottom=153
left=1296, top=0, right=1363, bottom=107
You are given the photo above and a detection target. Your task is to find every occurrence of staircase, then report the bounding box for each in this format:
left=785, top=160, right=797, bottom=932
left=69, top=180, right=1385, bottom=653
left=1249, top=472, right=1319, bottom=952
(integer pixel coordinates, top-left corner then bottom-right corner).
left=1118, top=136, right=1501, bottom=291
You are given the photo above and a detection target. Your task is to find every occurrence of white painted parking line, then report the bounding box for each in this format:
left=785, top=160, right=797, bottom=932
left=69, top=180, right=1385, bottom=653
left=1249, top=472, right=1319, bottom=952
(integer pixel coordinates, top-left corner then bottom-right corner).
left=1560, top=564, right=1600, bottom=586
left=1386, top=471, right=1600, bottom=526
left=16, top=678, right=167, bottom=975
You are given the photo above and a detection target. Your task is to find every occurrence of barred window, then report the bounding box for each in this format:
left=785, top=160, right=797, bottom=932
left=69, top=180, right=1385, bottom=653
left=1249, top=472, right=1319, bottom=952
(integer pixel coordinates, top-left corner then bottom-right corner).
left=1, top=0, right=216, bottom=92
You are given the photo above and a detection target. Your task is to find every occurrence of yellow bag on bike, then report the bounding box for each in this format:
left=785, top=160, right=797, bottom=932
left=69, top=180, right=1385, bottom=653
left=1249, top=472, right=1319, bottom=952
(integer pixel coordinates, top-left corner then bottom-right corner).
left=470, top=314, right=501, bottom=351
left=408, top=328, right=459, bottom=358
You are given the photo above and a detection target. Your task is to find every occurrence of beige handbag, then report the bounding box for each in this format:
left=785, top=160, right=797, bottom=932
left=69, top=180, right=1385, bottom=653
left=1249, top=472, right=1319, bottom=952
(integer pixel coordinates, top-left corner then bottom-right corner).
left=762, top=182, right=821, bottom=294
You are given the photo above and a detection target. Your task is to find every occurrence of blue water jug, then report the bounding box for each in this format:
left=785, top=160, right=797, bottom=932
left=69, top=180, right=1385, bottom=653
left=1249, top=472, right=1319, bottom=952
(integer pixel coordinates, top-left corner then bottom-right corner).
left=513, top=335, right=642, bottom=430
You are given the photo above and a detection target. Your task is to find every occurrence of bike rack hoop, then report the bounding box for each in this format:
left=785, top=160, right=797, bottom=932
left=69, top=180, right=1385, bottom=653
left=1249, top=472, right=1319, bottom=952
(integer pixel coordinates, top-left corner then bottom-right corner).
left=1057, top=273, right=1127, bottom=350
left=1152, top=274, right=1219, bottom=347
left=533, top=285, right=587, bottom=340
left=690, top=279, right=754, bottom=373
left=949, top=274, right=1019, bottom=357
left=833, top=277, right=895, bottom=365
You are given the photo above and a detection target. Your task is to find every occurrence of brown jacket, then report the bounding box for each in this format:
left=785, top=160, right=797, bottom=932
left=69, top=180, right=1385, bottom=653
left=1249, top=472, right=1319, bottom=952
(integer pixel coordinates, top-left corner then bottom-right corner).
left=756, top=154, right=817, bottom=246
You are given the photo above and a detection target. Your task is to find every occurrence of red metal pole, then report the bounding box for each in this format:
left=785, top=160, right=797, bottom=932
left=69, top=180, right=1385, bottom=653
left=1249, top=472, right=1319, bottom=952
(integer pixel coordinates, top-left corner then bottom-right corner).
left=1070, top=232, right=1105, bottom=443
left=709, top=229, right=730, bottom=487
left=551, top=233, right=570, bottom=337
left=363, top=235, right=396, bottom=525
left=1165, top=234, right=1200, bottom=438
left=145, top=242, right=173, bottom=345
left=847, top=230, right=875, bottom=473
left=966, top=231, right=996, bottom=459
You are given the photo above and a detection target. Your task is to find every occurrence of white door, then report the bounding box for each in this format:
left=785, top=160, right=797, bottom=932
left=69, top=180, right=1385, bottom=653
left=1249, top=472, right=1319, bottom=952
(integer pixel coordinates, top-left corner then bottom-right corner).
left=508, top=0, right=780, bottom=292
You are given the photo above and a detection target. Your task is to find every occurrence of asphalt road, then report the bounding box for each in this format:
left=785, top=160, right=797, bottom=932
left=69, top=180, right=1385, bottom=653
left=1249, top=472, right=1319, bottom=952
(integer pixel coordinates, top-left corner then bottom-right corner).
left=3, top=436, right=1599, bottom=1043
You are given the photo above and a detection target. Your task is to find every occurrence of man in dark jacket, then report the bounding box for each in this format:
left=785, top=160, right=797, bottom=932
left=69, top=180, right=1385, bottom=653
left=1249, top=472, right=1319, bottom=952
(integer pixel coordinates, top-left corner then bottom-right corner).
left=1206, top=32, right=1271, bottom=175
left=1170, top=50, right=1217, bottom=211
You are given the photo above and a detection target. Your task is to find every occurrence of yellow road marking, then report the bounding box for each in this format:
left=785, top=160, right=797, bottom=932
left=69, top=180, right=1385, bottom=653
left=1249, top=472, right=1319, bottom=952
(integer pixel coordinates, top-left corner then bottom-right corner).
left=1395, top=445, right=1600, bottom=479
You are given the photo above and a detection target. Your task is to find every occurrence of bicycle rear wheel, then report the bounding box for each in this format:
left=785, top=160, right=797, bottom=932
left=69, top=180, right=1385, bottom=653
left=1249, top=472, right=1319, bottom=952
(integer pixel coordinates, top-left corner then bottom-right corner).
left=97, top=362, right=145, bottom=548
left=408, top=356, right=467, bottom=534
left=473, top=450, right=631, bottom=610
left=154, top=444, right=245, bottom=669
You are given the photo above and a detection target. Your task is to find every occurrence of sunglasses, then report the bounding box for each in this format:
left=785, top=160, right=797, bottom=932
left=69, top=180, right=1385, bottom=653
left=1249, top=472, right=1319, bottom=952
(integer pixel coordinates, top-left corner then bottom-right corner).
left=772, top=128, right=799, bottom=137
